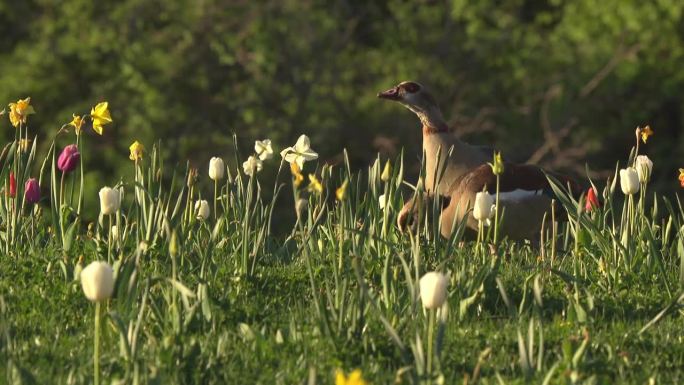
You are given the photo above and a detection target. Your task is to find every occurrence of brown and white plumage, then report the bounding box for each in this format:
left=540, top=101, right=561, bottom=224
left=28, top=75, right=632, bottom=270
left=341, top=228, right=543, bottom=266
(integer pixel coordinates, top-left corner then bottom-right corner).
left=440, top=163, right=582, bottom=240
left=378, top=81, right=489, bottom=195
left=378, top=81, right=582, bottom=240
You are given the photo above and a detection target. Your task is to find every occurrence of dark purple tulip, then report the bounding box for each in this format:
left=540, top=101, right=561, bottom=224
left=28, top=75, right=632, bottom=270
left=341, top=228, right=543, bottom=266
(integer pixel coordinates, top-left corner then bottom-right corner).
left=24, top=178, right=40, bottom=204
left=57, top=144, right=80, bottom=173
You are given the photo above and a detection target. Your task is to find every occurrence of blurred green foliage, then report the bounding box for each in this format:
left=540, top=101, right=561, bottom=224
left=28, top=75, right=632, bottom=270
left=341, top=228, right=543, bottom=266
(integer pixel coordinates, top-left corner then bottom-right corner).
left=1, top=0, right=683, bottom=193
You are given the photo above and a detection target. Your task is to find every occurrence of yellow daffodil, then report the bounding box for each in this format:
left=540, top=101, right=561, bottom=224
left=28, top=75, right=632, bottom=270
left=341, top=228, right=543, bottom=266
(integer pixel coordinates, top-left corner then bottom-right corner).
left=290, top=162, right=304, bottom=187
left=489, top=151, right=504, bottom=176
left=308, top=174, right=323, bottom=194
left=8, top=97, right=35, bottom=127
left=640, top=125, right=653, bottom=144
left=129, top=140, right=144, bottom=161
left=678, top=168, right=684, bottom=188
left=69, top=114, right=85, bottom=135
left=335, top=369, right=367, bottom=385
left=90, top=102, right=112, bottom=135
left=336, top=179, right=349, bottom=201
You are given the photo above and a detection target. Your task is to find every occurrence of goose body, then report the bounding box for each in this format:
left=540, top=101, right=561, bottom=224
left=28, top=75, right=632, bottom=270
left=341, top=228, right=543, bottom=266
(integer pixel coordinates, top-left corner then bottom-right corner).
left=439, top=163, right=580, bottom=240
left=378, top=81, right=582, bottom=240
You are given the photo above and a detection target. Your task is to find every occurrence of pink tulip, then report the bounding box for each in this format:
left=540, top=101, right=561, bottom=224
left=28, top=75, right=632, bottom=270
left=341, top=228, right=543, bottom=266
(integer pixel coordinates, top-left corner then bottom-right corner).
left=24, top=178, right=40, bottom=204
left=57, top=144, right=80, bottom=173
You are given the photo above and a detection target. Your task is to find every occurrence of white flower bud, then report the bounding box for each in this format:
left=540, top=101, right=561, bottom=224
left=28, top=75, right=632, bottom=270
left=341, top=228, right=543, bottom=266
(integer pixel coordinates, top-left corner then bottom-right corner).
left=81, top=261, right=114, bottom=302
left=195, top=200, right=210, bottom=220
left=419, top=271, right=448, bottom=309
left=473, top=192, right=495, bottom=223
left=99, top=186, right=121, bottom=215
left=634, top=155, right=653, bottom=184
left=619, top=167, right=640, bottom=195
left=379, top=194, right=387, bottom=210
left=208, top=157, right=225, bottom=180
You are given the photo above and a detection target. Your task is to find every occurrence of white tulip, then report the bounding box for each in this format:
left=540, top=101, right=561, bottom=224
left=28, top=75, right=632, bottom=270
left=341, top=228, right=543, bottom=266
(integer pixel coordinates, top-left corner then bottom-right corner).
left=99, top=186, right=121, bottom=215
left=473, top=191, right=495, bottom=225
left=242, top=155, right=263, bottom=176
left=208, top=157, right=225, bottom=180
left=255, top=139, right=274, bottom=161
left=619, top=167, right=640, bottom=195
left=279, top=135, right=318, bottom=169
left=81, top=261, right=114, bottom=302
left=195, top=200, right=210, bottom=220
left=419, top=271, right=448, bottom=309
left=379, top=194, right=387, bottom=210
left=634, top=155, right=653, bottom=184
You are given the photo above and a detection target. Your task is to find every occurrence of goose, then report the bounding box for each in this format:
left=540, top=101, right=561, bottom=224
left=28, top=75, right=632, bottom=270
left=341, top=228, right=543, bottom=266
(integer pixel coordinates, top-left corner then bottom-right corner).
left=378, top=81, right=583, bottom=240
left=377, top=81, right=490, bottom=228
left=440, top=163, right=582, bottom=240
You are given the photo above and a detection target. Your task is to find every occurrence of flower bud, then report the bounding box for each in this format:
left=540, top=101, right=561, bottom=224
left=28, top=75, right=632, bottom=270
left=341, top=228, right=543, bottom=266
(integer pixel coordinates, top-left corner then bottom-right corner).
left=619, top=167, right=640, bottom=195
left=419, top=271, right=448, bottom=309
left=585, top=187, right=599, bottom=212
left=381, top=160, right=392, bottom=182
left=473, top=192, right=495, bottom=223
left=378, top=194, right=387, bottom=210
left=24, top=178, right=40, bottom=204
left=111, top=225, right=118, bottom=240
left=195, top=200, right=210, bottom=220
left=57, top=144, right=80, bottom=173
left=7, top=172, right=16, bottom=198
left=634, top=155, right=653, bottom=184
left=208, top=157, right=225, bottom=180
left=80, top=261, right=114, bottom=302
left=99, top=186, right=121, bottom=215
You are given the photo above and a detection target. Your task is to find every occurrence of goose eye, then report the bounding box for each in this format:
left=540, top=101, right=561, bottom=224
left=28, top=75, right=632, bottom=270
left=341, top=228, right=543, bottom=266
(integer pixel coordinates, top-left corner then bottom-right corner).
left=402, top=82, right=420, bottom=93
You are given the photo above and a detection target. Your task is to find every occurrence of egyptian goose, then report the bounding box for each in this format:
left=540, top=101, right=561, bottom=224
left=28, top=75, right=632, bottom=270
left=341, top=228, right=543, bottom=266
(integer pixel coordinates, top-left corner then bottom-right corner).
left=378, top=81, right=489, bottom=195
left=440, top=163, right=582, bottom=240
left=378, top=81, right=490, bottom=230
left=378, top=81, right=582, bottom=240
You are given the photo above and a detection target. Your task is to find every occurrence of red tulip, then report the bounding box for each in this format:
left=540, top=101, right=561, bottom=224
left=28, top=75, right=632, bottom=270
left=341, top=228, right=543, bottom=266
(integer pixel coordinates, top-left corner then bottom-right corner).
left=57, top=144, right=80, bottom=173
left=24, top=178, right=40, bottom=204
left=585, top=187, right=599, bottom=212
left=7, top=172, right=16, bottom=197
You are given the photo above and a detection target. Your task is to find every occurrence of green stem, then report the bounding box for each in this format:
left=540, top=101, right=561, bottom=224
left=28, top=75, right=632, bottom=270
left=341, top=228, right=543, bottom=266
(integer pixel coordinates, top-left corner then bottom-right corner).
left=214, top=180, right=218, bottom=221
left=107, top=215, right=113, bottom=264
left=94, top=302, right=101, bottom=385
left=493, top=175, right=501, bottom=245
left=427, top=308, right=435, bottom=376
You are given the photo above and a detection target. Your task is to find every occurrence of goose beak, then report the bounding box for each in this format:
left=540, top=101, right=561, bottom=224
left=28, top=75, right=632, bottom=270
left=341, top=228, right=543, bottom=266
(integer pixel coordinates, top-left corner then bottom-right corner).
left=377, top=86, right=401, bottom=101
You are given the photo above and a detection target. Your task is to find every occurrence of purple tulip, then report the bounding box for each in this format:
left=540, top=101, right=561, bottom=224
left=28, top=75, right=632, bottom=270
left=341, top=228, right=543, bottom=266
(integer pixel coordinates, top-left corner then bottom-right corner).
left=57, top=144, right=80, bottom=173
left=24, top=178, right=40, bottom=204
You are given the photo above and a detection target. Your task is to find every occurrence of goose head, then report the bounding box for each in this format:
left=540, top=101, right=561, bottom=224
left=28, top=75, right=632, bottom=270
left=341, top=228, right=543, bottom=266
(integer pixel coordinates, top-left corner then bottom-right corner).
left=378, top=81, right=447, bottom=132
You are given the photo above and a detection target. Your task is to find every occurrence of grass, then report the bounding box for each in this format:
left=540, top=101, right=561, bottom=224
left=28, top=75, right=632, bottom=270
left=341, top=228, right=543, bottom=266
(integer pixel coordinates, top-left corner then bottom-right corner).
left=1, top=112, right=684, bottom=384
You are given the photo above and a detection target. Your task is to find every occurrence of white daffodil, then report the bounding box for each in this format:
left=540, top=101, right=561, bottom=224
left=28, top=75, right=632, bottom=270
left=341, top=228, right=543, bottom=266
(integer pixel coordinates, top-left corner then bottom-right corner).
left=619, top=167, right=640, bottom=195
left=242, top=155, right=263, bottom=176
left=255, top=139, right=274, bottom=161
left=280, top=135, right=318, bottom=169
